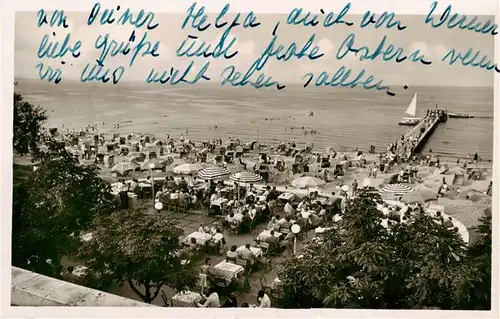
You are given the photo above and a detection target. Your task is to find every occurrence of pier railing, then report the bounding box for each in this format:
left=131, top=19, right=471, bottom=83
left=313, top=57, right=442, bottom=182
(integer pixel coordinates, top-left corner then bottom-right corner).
left=398, top=110, right=448, bottom=155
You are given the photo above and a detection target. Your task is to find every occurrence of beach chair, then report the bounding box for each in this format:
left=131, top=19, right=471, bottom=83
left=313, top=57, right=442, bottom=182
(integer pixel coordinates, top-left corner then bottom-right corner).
left=104, top=155, right=115, bottom=168
left=226, top=256, right=237, bottom=264
left=259, top=242, right=270, bottom=255
left=236, top=258, right=248, bottom=269
left=280, top=228, right=291, bottom=235
left=168, top=202, right=177, bottom=212
left=178, top=202, right=188, bottom=213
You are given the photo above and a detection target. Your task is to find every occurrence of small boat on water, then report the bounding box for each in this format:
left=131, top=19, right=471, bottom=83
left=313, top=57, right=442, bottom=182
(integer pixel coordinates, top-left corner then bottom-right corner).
left=308, top=111, right=314, bottom=116
left=398, top=93, right=422, bottom=126
left=449, top=112, right=474, bottom=119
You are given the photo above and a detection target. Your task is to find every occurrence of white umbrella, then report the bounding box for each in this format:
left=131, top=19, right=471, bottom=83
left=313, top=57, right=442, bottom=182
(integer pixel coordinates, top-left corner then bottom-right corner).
left=291, top=176, right=326, bottom=189
left=198, top=166, right=231, bottom=180
left=111, top=162, right=138, bottom=175
left=229, top=171, right=262, bottom=184
left=173, top=163, right=204, bottom=175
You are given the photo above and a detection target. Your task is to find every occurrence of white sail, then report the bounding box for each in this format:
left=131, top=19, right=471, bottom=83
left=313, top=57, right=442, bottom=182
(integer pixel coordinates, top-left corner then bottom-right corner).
left=405, top=93, right=417, bottom=117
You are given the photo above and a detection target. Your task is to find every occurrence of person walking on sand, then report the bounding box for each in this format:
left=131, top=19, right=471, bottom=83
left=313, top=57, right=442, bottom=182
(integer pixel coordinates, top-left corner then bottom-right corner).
left=352, top=180, right=358, bottom=197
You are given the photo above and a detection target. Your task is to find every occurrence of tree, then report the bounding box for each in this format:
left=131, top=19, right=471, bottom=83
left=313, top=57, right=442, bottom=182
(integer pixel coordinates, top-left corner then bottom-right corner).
left=12, top=139, right=117, bottom=275
left=13, top=92, right=47, bottom=155
left=451, top=208, right=491, bottom=310
left=79, top=208, right=198, bottom=304
left=276, top=187, right=480, bottom=309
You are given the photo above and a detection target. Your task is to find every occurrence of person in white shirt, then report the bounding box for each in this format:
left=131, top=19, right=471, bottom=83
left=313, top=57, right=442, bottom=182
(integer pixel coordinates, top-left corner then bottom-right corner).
left=284, top=202, right=296, bottom=216
left=248, top=205, right=257, bottom=219
left=226, top=212, right=235, bottom=224
left=262, top=189, right=270, bottom=199
left=268, top=216, right=278, bottom=230
left=226, top=245, right=238, bottom=261
left=210, top=192, right=218, bottom=202
left=381, top=204, right=390, bottom=217
left=259, top=230, right=276, bottom=242
left=170, top=190, right=179, bottom=200
left=233, top=211, right=243, bottom=223
left=213, top=229, right=224, bottom=242
left=196, top=288, right=220, bottom=307
left=277, top=216, right=287, bottom=226
left=210, top=223, right=219, bottom=235
left=257, top=290, right=271, bottom=308
left=239, top=243, right=255, bottom=261
left=129, top=179, right=138, bottom=192
left=297, top=200, right=306, bottom=211
left=118, top=180, right=129, bottom=209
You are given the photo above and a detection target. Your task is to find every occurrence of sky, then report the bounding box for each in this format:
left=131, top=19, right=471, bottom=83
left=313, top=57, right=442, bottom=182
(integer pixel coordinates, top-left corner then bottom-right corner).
left=14, top=10, right=495, bottom=87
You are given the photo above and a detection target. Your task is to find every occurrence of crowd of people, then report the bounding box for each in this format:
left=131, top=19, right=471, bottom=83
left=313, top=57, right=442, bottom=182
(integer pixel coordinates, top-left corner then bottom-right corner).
left=42, top=116, right=490, bottom=308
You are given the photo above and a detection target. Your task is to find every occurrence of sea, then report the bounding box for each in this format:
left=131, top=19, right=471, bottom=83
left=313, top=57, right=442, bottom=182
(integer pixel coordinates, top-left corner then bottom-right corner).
left=14, top=79, right=494, bottom=161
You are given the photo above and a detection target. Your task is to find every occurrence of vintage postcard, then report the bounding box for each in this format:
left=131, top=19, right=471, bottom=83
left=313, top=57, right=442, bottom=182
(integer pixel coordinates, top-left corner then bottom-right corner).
left=2, top=0, right=498, bottom=318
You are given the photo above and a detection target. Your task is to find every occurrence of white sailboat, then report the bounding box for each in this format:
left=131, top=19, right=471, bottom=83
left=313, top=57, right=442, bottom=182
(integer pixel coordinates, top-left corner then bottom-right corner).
left=398, top=93, right=422, bottom=126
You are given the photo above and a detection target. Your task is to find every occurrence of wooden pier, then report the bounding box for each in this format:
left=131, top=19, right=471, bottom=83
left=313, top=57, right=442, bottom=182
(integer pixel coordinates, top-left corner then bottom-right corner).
left=403, top=109, right=448, bottom=154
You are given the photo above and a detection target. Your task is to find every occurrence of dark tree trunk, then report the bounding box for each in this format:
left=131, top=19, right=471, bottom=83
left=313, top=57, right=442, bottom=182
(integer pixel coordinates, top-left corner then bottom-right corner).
left=144, top=282, right=152, bottom=303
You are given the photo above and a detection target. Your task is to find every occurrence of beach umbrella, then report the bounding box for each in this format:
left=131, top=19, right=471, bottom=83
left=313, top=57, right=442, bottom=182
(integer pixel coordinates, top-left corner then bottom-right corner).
left=128, top=155, right=141, bottom=164
left=448, top=166, right=465, bottom=176
left=380, top=184, right=412, bottom=197
left=173, top=163, right=204, bottom=175
left=401, top=189, right=438, bottom=204
left=111, top=162, right=138, bottom=175
left=230, top=171, right=262, bottom=184
left=129, top=152, right=146, bottom=159
left=197, top=166, right=231, bottom=180
left=291, top=176, right=326, bottom=189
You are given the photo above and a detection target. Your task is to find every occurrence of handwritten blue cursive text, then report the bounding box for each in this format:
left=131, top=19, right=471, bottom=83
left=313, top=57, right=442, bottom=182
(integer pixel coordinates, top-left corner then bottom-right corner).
left=80, top=62, right=125, bottom=84
left=442, top=48, right=500, bottom=73
left=360, top=11, right=406, bottom=30
left=337, top=33, right=431, bottom=65
left=35, top=63, right=63, bottom=84
left=286, top=4, right=353, bottom=27
left=37, top=9, right=69, bottom=28
left=87, top=3, right=159, bottom=30
left=425, top=1, right=497, bottom=35
left=37, top=33, right=82, bottom=59
left=146, top=61, right=211, bottom=85
left=176, top=29, right=238, bottom=60
left=302, top=66, right=394, bottom=95
left=182, top=2, right=260, bottom=32
left=95, top=31, right=160, bottom=67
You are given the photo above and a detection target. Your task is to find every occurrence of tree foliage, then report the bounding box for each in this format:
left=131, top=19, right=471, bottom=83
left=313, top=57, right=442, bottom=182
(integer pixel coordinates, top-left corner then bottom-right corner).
left=276, top=188, right=490, bottom=309
left=78, top=208, right=198, bottom=304
left=13, top=92, right=47, bottom=155
left=451, top=208, right=492, bottom=309
left=12, top=140, right=117, bottom=276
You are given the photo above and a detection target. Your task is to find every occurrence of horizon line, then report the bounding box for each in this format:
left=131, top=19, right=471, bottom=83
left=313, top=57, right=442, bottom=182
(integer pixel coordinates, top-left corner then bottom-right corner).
left=13, top=77, right=494, bottom=89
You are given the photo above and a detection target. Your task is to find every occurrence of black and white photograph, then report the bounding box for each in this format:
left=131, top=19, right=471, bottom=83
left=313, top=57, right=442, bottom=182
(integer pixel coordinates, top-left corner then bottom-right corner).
left=7, top=1, right=496, bottom=312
